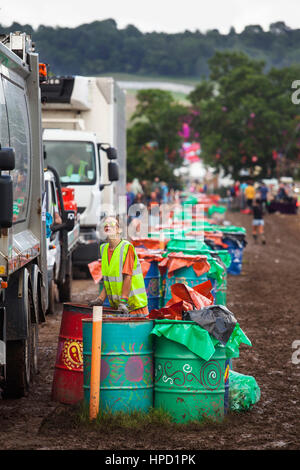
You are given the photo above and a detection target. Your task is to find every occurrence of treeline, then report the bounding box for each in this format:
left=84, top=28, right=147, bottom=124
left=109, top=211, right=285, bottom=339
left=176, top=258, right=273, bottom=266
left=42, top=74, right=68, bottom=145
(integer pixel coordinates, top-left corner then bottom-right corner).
left=127, top=51, right=300, bottom=183
left=1, top=19, right=300, bottom=77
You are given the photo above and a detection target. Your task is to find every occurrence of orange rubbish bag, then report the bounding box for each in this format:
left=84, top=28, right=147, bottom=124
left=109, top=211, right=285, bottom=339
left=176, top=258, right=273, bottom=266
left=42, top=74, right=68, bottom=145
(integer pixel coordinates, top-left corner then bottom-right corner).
left=88, top=260, right=102, bottom=284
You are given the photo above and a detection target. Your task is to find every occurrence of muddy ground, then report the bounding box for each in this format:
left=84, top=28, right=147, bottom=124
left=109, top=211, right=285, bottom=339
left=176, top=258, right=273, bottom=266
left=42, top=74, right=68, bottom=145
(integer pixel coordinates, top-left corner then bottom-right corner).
left=0, top=209, right=299, bottom=451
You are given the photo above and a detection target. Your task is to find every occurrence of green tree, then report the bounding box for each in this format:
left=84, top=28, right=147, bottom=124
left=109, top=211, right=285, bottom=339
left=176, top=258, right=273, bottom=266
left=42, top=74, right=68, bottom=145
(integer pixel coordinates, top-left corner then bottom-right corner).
left=127, top=89, right=187, bottom=185
left=189, top=51, right=300, bottom=179
left=3, top=20, right=300, bottom=78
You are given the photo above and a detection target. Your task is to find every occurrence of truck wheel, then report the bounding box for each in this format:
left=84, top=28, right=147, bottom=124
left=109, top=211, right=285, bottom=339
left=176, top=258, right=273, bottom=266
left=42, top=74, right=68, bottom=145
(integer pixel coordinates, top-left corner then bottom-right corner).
left=58, top=274, right=72, bottom=302
left=29, top=289, right=39, bottom=376
left=31, top=321, right=39, bottom=376
left=2, top=337, right=31, bottom=398
left=3, top=286, right=39, bottom=398
left=58, top=257, right=72, bottom=302
left=3, top=292, right=34, bottom=398
left=47, top=279, right=58, bottom=315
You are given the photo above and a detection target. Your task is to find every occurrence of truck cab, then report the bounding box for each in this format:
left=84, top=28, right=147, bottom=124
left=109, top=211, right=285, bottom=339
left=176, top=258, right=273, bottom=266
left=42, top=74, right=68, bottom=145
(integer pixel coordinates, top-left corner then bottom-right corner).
left=0, top=32, right=47, bottom=397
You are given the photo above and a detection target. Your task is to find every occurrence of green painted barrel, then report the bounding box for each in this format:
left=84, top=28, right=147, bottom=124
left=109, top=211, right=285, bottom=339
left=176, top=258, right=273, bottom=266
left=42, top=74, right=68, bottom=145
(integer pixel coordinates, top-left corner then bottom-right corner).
left=154, top=329, right=227, bottom=423
left=82, top=318, right=154, bottom=413
left=215, top=288, right=227, bottom=305
left=210, top=251, right=229, bottom=306
left=215, top=270, right=227, bottom=305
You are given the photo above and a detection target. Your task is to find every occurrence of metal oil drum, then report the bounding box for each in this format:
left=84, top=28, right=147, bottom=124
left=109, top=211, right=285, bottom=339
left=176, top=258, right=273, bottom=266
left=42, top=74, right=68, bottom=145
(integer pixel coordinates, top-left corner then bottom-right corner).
left=82, top=317, right=154, bottom=413
left=154, top=326, right=227, bottom=423
left=51, top=303, right=116, bottom=404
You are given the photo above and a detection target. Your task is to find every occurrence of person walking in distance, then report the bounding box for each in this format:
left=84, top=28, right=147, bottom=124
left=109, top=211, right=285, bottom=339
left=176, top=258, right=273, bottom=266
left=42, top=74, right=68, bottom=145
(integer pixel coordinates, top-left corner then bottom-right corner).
left=252, top=199, right=266, bottom=245
left=89, top=216, right=149, bottom=317
left=257, top=181, right=269, bottom=213
left=245, top=180, right=255, bottom=210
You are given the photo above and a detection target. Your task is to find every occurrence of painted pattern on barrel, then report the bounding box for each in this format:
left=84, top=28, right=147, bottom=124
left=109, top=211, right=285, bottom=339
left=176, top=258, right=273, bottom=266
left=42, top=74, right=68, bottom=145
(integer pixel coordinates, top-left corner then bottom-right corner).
left=83, top=319, right=154, bottom=413
left=154, top=334, right=227, bottom=423
left=51, top=303, right=116, bottom=404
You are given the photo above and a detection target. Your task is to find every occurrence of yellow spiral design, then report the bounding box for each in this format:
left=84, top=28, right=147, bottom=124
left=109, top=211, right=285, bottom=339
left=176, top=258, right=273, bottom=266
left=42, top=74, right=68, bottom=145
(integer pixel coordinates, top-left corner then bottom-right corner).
left=62, top=339, right=83, bottom=370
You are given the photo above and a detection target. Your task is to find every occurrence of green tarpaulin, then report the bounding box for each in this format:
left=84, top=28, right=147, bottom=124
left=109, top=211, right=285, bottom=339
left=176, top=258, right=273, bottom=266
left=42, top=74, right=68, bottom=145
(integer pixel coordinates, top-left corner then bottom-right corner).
left=150, top=320, right=252, bottom=361
left=208, top=205, right=227, bottom=217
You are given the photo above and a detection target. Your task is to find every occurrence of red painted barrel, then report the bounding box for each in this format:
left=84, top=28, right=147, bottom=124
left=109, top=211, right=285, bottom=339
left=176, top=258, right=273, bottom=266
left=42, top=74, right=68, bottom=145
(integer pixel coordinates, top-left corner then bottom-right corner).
left=51, top=303, right=117, bottom=404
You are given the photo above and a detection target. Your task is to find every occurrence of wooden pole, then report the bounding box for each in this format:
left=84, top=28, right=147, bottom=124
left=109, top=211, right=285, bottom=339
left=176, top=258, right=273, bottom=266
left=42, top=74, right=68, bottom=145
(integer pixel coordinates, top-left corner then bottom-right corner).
left=159, top=233, right=165, bottom=250
left=89, top=306, right=103, bottom=420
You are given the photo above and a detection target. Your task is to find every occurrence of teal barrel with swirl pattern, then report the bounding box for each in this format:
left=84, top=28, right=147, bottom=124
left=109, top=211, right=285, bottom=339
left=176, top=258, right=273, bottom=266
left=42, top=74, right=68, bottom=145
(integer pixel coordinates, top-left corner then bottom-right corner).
left=154, top=330, right=227, bottom=423
left=82, top=318, right=154, bottom=413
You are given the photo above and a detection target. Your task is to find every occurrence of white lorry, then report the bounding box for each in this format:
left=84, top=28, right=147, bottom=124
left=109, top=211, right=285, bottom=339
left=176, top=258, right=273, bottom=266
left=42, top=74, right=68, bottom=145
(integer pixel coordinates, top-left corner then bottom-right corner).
left=41, top=76, right=127, bottom=271
left=44, top=166, right=80, bottom=314
left=0, top=32, right=48, bottom=398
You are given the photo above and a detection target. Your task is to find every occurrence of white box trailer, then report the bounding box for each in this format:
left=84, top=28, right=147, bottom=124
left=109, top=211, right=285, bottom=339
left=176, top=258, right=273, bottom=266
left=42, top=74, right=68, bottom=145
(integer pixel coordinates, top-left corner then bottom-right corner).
left=41, top=76, right=127, bottom=268
left=0, top=32, right=48, bottom=398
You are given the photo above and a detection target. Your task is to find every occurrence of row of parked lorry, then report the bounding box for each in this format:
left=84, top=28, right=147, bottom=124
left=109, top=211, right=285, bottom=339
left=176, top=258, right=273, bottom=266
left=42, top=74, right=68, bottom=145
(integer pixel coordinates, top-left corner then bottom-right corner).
left=0, top=32, right=126, bottom=397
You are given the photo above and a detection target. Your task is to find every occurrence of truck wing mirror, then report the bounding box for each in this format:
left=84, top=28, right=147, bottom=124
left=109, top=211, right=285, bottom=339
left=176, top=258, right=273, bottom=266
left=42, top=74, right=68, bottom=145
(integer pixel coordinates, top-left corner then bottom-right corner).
left=0, top=175, right=13, bottom=228
left=99, top=144, right=118, bottom=160
left=64, top=210, right=75, bottom=232
left=108, top=161, right=119, bottom=182
left=51, top=210, right=75, bottom=233
left=0, top=147, right=15, bottom=171
left=106, top=147, right=117, bottom=160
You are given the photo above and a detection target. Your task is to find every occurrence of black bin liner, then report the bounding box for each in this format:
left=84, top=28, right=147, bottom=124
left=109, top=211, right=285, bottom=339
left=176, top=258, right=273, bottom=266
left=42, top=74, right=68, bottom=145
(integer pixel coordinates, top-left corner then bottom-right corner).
left=222, top=233, right=247, bottom=250
left=183, top=305, right=237, bottom=345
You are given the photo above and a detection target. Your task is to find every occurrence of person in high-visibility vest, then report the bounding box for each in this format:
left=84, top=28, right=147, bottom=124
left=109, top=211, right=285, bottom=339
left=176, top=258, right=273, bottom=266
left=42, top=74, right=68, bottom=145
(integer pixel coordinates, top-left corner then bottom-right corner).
left=89, top=216, right=149, bottom=316
left=65, top=154, right=89, bottom=180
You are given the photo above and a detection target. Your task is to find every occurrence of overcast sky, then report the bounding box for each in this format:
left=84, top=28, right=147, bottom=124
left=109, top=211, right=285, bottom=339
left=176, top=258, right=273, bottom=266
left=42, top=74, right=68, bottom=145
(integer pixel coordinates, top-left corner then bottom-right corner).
left=0, top=0, right=299, bottom=34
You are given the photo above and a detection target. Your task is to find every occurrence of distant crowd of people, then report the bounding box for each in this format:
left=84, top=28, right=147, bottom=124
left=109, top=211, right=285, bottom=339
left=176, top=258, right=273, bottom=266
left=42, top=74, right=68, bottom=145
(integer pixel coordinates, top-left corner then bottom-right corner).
left=228, top=179, right=298, bottom=245
left=126, top=178, right=182, bottom=211
left=227, top=180, right=298, bottom=212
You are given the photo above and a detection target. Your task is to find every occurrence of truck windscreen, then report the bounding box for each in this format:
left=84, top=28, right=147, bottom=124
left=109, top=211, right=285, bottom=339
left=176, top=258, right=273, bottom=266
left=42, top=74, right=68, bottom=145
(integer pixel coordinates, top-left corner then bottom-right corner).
left=44, top=141, right=96, bottom=185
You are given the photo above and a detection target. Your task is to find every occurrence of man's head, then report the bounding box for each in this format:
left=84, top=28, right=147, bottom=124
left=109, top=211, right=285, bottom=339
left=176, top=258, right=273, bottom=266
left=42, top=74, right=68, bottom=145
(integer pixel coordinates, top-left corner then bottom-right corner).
left=102, top=216, right=122, bottom=239
left=70, top=154, right=81, bottom=165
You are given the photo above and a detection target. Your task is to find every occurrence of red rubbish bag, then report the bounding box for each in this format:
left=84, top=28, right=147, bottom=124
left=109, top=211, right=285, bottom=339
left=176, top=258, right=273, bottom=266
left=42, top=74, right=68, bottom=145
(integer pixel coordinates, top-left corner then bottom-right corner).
left=88, top=260, right=102, bottom=284
left=149, top=301, right=183, bottom=320
left=166, top=281, right=213, bottom=310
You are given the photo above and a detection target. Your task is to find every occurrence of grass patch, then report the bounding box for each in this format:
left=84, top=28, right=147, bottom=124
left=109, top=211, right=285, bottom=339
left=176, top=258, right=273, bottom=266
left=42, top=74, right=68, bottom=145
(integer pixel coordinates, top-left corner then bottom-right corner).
left=77, top=403, right=173, bottom=430
left=75, top=402, right=226, bottom=432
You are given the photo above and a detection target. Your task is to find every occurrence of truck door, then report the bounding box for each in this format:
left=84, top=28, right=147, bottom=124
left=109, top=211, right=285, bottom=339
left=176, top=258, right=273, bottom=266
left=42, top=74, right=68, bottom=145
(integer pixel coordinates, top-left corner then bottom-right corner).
left=2, top=77, right=31, bottom=224
left=0, top=75, right=10, bottom=368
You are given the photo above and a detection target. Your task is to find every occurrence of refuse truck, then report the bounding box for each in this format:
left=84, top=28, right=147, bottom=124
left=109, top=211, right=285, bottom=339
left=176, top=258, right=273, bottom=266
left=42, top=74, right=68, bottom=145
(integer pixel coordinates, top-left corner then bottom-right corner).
left=40, top=75, right=127, bottom=271
left=0, top=32, right=48, bottom=398
left=44, top=166, right=80, bottom=314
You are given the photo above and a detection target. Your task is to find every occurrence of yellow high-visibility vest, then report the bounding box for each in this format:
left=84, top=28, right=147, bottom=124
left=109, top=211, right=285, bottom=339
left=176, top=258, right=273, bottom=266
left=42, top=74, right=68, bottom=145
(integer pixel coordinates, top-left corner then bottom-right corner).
left=100, top=240, right=148, bottom=311
left=66, top=160, right=88, bottom=178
